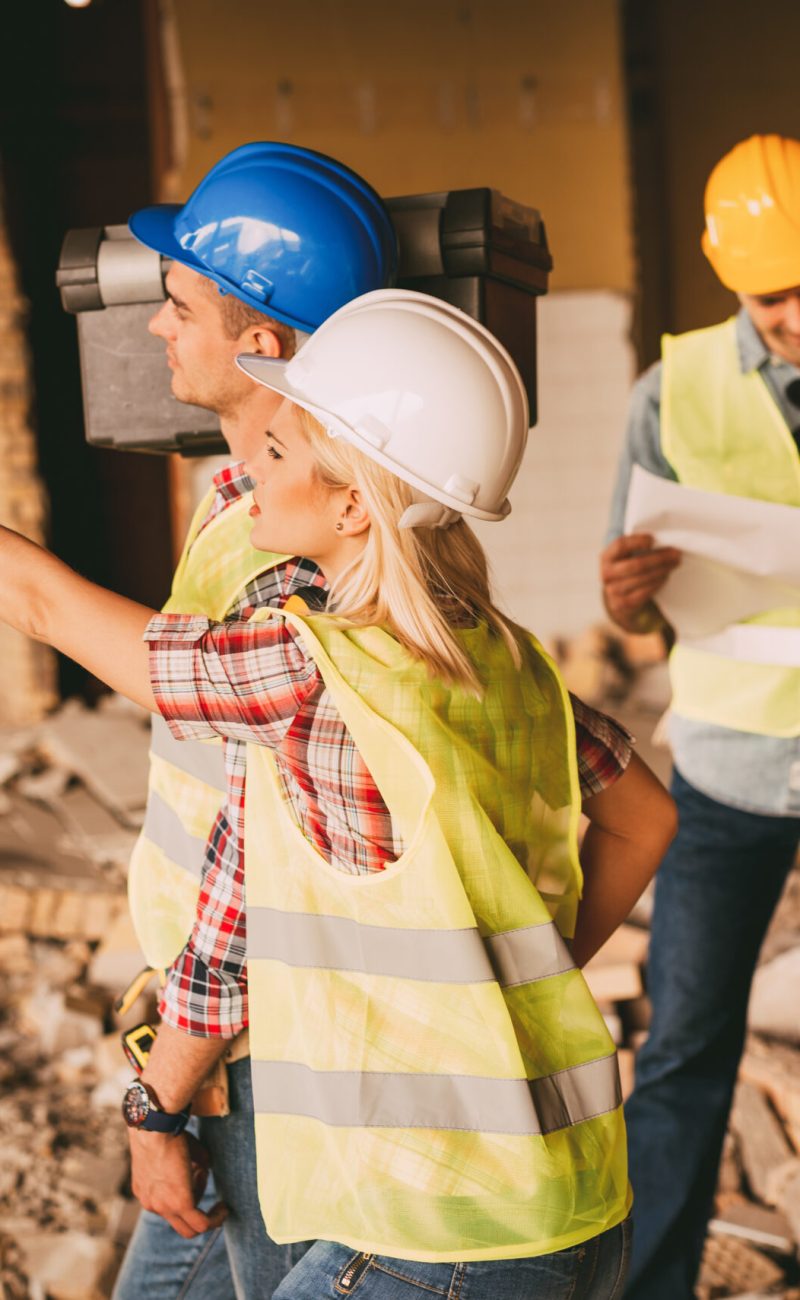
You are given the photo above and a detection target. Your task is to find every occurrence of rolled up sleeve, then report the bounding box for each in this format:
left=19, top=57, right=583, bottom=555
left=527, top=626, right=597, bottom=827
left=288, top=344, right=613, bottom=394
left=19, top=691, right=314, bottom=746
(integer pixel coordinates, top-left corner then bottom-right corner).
left=144, top=611, right=320, bottom=747
left=571, top=693, right=634, bottom=798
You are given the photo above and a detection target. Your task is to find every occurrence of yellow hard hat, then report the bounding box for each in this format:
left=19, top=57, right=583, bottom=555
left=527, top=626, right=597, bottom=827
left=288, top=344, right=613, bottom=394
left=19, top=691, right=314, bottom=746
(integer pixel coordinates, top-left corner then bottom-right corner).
left=701, top=135, right=800, bottom=294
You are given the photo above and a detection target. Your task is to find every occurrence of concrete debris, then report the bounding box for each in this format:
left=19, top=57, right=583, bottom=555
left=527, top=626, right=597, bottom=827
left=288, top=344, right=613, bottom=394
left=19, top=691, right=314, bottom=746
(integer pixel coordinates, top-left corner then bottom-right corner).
left=697, top=1235, right=785, bottom=1296
left=584, top=924, right=648, bottom=1004
left=0, top=933, right=34, bottom=975
left=740, top=1035, right=800, bottom=1152
left=554, top=621, right=670, bottom=713
left=601, top=1009, right=623, bottom=1045
left=0, top=752, right=23, bottom=786
left=749, top=947, right=800, bottom=1045
left=16, top=1231, right=118, bottom=1300
left=0, top=856, right=127, bottom=942
left=616, top=1047, right=635, bottom=1100
left=627, top=879, right=655, bottom=928
left=715, top=1132, right=743, bottom=1201
left=87, top=913, right=150, bottom=994
left=589, top=922, right=651, bottom=967
left=731, top=1082, right=799, bottom=1207
left=584, top=960, right=643, bottom=1003
left=16, top=767, right=70, bottom=805
left=37, top=700, right=149, bottom=825
left=17, top=989, right=103, bottom=1057
left=0, top=694, right=148, bottom=1297
left=57, top=786, right=139, bottom=867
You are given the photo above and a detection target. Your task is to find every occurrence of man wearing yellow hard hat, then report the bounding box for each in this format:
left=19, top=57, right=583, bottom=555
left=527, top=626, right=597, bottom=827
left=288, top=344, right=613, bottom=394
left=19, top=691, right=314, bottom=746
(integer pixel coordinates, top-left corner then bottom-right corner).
left=600, top=135, right=800, bottom=1299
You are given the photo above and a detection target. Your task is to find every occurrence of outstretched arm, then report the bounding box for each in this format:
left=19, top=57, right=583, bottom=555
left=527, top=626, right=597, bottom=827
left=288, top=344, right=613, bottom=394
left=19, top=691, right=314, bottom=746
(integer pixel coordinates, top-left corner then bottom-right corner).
left=572, top=750, right=676, bottom=967
left=0, top=526, right=158, bottom=711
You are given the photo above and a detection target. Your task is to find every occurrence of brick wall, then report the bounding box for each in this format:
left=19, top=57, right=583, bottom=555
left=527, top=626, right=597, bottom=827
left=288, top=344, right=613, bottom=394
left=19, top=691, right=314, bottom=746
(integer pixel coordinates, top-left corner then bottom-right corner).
left=0, top=194, right=57, bottom=725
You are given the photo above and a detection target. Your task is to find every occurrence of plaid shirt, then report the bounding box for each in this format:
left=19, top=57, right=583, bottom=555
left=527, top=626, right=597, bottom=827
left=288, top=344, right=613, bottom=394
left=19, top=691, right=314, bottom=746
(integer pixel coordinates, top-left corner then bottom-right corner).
left=149, top=467, right=633, bottom=1038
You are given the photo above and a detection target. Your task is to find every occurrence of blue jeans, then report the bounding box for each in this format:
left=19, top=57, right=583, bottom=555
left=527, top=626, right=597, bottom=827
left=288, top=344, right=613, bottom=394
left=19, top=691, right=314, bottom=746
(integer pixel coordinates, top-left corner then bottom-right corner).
left=273, top=1221, right=631, bottom=1299
left=114, top=1061, right=312, bottom=1300
left=624, top=768, right=800, bottom=1300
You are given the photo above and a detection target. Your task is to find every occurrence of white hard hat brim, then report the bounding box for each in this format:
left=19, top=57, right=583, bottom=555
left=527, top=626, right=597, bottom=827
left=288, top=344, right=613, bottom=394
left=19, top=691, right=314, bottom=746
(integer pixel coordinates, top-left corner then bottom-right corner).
left=235, top=352, right=511, bottom=522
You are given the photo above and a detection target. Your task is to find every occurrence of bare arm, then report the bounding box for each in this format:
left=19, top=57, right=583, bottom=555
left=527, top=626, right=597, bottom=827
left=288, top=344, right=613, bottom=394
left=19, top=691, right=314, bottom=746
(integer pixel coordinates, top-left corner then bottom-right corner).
left=127, top=1025, right=232, bottom=1239
left=0, top=526, right=157, bottom=710
left=572, top=751, right=676, bottom=967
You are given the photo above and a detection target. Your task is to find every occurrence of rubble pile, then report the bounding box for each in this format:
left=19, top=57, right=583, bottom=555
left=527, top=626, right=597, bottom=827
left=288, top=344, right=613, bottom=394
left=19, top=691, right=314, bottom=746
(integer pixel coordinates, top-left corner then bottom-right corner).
left=0, top=696, right=151, bottom=1300
left=559, top=623, right=800, bottom=1300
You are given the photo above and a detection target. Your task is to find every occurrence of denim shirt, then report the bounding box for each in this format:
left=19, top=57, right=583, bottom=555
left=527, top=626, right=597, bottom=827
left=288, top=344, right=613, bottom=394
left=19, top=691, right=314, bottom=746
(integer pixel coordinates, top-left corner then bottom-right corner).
left=606, top=309, right=800, bottom=817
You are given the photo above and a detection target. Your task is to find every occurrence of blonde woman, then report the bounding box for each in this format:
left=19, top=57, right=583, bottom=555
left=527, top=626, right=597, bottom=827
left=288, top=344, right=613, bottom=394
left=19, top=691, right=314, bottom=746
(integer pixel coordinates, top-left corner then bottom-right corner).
left=0, top=291, right=674, bottom=1299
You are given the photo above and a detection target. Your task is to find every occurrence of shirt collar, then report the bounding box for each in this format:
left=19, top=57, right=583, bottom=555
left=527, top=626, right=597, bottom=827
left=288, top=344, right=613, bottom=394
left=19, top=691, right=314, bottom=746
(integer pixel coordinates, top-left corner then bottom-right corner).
left=735, top=306, right=772, bottom=374
left=212, top=460, right=256, bottom=503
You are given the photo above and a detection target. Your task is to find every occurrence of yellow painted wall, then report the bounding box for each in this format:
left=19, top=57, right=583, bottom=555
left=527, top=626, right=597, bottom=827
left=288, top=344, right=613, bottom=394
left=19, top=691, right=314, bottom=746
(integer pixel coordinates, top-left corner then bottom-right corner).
left=168, top=0, right=633, bottom=292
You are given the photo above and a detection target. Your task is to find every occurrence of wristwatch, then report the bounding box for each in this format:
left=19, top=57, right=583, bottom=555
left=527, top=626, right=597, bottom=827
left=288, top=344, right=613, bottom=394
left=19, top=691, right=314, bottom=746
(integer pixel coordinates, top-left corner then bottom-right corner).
left=122, top=1079, right=190, bottom=1135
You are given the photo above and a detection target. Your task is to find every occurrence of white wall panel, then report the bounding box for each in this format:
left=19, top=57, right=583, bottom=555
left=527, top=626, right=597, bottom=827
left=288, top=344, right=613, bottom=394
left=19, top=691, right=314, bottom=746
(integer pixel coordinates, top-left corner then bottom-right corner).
left=473, top=291, right=635, bottom=641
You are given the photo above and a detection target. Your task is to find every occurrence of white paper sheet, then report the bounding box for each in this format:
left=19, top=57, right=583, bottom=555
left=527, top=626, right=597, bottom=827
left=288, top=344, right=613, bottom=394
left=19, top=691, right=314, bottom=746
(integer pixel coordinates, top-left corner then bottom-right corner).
left=623, top=466, right=800, bottom=645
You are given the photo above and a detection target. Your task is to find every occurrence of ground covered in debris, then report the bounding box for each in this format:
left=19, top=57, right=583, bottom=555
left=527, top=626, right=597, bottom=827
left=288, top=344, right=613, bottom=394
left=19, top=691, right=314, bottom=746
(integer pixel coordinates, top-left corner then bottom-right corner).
left=0, top=640, right=798, bottom=1298
left=0, top=696, right=150, bottom=1299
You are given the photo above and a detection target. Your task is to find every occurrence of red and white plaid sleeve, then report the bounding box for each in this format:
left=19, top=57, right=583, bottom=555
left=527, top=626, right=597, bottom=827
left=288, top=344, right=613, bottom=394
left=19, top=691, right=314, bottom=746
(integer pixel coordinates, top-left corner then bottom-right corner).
left=571, top=693, right=634, bottom=798
left=145, top=612, right=320, bottom=747
left=145, top=612, right=322, bottom=1037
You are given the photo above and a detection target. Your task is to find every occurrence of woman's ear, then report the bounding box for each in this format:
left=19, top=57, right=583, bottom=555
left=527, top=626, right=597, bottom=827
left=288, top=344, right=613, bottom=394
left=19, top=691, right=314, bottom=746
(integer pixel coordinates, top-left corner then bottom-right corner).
left=340, top=487, right=371, bottom=538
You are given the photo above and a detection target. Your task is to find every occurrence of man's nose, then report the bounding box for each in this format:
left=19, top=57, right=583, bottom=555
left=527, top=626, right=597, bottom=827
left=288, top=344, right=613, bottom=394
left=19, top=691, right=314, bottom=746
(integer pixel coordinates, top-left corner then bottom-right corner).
left=148, top=300, right=173, bottom=338
left=784, top=293, right=800, bottom=333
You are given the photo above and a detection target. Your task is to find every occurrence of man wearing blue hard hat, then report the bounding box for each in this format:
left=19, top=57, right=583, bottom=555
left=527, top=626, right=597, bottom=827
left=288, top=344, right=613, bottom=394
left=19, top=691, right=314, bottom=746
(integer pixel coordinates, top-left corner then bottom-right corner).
left=111, top=141, right=397, bottom=1300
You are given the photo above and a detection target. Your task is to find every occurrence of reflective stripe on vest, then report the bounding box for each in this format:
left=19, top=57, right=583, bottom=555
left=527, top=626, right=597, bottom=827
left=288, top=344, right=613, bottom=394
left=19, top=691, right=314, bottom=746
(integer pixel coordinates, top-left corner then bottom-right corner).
left=244, top=609, right=630, bottom=1262
left=127, top=484, right=289, bottom=969
left=150, top=715, right=226, bottom=791
left=251, top=1054, right=621, bottom=1136
left=662, top=318, right=800, bottom=736
left=141, top=791, right=209, bottom=879
left=682, top=624, right=800, bottom=668
left=247, top=907, right=575, bottom=985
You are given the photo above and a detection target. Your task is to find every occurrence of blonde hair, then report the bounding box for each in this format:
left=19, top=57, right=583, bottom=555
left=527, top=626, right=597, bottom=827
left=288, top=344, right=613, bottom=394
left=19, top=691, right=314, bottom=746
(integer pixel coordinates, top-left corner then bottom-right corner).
left=299, top=409, right=524, bottom=694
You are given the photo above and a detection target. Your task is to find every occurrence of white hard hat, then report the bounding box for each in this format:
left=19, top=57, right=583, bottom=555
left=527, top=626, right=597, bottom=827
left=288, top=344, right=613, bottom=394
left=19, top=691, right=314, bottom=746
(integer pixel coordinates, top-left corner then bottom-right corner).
left=236, top=289, right=529, bottom=526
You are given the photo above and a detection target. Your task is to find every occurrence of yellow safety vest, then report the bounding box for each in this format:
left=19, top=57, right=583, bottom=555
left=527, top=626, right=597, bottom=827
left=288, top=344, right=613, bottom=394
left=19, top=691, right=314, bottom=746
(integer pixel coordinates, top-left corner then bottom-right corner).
left=662, top=318, right=800, bottom=737
left=244, top=609, right=630, bottom=1262
left=128, top=483, right=288, bottom=969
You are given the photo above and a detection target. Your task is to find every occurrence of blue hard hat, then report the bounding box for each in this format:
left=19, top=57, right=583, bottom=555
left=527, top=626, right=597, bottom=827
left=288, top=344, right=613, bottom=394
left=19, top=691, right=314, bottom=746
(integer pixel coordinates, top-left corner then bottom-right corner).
left=128, top=142, right=397, bottom=333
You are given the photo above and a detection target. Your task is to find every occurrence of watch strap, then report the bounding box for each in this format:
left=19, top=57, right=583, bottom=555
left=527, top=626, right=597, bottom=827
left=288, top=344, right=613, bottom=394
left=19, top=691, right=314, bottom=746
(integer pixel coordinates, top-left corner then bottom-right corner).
left=123, top=1079, right=190, bottom=1135
left=140, top=1106, right=190, bottom=1135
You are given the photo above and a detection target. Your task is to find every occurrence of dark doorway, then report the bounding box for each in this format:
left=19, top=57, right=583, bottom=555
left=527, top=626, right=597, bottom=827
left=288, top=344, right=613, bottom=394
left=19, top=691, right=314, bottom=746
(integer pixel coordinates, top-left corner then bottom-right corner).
left=622, top=0, right=800, bottom=372
left=0, top=0, right=172, bottom=699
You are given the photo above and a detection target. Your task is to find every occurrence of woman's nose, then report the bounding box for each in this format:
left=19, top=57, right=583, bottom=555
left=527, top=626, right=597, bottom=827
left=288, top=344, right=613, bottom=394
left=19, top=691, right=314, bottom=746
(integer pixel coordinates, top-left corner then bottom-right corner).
left=245, top=445, right=268, bottom=484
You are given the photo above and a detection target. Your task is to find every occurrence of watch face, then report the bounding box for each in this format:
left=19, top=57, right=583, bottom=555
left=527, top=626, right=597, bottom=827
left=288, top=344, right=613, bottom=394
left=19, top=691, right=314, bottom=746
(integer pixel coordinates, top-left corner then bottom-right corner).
left=122, top=1079, right=150, bottom=1127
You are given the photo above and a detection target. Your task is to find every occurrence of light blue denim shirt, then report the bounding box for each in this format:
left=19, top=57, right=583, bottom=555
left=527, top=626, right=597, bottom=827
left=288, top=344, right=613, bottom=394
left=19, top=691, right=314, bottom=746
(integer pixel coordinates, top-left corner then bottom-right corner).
left=606, top=309, right=800, bottom=817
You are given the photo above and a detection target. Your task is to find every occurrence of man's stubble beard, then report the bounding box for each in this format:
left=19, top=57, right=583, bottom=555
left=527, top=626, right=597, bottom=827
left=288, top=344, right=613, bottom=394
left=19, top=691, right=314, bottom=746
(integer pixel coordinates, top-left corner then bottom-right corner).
left=170, top=369, right=240, bottom=420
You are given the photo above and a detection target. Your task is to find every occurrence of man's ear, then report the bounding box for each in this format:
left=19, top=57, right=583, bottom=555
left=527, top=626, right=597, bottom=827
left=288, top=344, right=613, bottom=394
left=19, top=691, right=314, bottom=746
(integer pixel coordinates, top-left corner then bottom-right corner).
left=246, top=326, right=283, bottom=358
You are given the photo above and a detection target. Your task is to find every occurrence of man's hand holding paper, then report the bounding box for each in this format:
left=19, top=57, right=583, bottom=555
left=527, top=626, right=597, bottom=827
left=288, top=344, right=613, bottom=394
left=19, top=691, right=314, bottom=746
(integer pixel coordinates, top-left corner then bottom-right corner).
left=622, top=465, right=800, bottom=661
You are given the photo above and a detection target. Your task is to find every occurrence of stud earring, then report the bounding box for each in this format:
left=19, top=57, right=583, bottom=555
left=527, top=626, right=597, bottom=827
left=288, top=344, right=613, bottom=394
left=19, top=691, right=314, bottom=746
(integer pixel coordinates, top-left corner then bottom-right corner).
left=335, top=521, right=344, bottom=532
